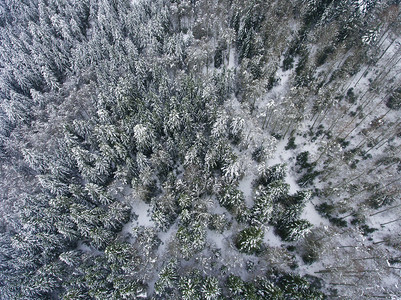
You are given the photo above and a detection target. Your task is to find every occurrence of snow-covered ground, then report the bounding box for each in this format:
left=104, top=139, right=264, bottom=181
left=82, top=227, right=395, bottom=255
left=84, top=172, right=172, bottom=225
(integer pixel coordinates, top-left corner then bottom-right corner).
left=238, top=174, right=255, bottom=208
left=263, top=227, right=283, bottom=247
left=132, top=199, right=154, bottom=227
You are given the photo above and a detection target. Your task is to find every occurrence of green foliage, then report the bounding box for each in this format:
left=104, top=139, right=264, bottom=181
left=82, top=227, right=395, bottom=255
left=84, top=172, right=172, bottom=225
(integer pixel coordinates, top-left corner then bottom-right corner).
left=328, top=217, right=348, bottom=228
left=176, top=222, right=207, bottom=259
left=226, top=274, right=245, bottom=297
left=295, top=152, right=320, bottom=187
left=282, top=53, right=295, bottom=71
left=346, top=88, right=357, bottom=104
left=105, top=242, right=138, bottom=267
left=296, top=151, right=316, bottom=171
left=201, top=276, right=221, bottom=300
left=278, top=273, right=325, bottom=299
left=281, top=190, right=312, bottom=210
left=155, top=260, right=179, bottom=296
left=226, top=272, right=325, bottom=300
left=285, top=136, right=297, bottom=150
left=316, top=202, right=349, bottom=227
left=257, top=163, right=288, bottom=187
left=315, top=202, right=335, bottom=219
left=316, top=45, right=335, bottom=66
left=276, top=219, right=313, bottom=242
left=208, top=213, right=231, bottom=233
left=218, top=185, right=245, bottom=212
left=367, top=193, right=395, bottom=209
left=0, top=0, right=384, bottom=299
left=251, top=186, right=274, bottom=226
left=234, top=5, right=265, bottom=62
left=252, top=146, right=265, bottom=163
left=179, top=271, right=203, bottom=300
left=235, top=226, right=264, bottom=254
left=386, top=87, right=401, bottom=110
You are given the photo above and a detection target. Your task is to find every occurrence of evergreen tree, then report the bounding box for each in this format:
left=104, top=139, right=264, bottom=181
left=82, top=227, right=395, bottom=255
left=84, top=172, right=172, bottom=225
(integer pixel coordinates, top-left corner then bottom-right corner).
left=176, top=221, right=207, bottom=259
left=179, top=276, right=200, bottom=300
left=154, top=259, right=179, bottom=296
left=235, top=226, right=264, bottom=254
left=201, top=276, right=221, bottom=300
left=226, top=274, right=245, bottom=297
left=251, top=186, right=274, bottom=226
left=276, top=219, right=313, bottom=242
left=218, top=184, right=245, bottom=212
left=257, top=163, right=287, bottom=186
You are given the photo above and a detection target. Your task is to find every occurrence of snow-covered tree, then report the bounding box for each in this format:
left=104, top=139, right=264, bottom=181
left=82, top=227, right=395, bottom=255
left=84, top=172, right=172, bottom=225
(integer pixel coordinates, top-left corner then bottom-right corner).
left=235, top=226, right=264, bottom=254
left=201, top=276, right=221, bottom=300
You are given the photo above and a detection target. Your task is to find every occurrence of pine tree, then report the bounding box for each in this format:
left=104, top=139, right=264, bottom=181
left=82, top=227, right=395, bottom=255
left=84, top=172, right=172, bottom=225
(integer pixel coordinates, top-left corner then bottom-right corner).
left=226, top=274, right=245, bottom=297
left=256, top=278, right=284, bottom=299
left=201, top=276, right=221, bottom=300
left=176, top=222, right=207, bottom=259
left=251, top=186, right=274, bottom=226
left=276, top=219, right=312, bottom=242
left=179, top=272, right=202, bottom=300
left=154, top=259, right=178, bottom=296
left=235, top=226, right=264, bottom=254
left=257, top=163, right=287, bottom=186
left=218, top=184, right=245, bottom=212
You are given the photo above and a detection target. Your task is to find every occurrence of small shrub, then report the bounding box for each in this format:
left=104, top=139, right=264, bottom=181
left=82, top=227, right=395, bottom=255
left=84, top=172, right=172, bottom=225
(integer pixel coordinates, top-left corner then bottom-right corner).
left=302, top=250, right=319, bottom=265
left=329, top=217, right=347, bottom=228
left=316, top=202, right=335, bottom=218
left=296, top=151, right=315, bottom=171
left=316, top=45, right=335, bottom=66
left=346, top=88, right=356, bottom=104
left=297, top=171, right=320, bottom=187
left=360, top=224, right=377, bottom=236
left=285, top=136, right=297, bottom=150
left=252, top=146, right=265, bottom=163
left=386, top=87, right=401, bottom=110
left=367, top=194, right=394, bottom=209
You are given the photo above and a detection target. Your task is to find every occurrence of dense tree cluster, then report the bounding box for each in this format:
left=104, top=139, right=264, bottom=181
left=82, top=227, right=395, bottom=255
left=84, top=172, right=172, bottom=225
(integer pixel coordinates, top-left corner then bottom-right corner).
left=0, top=0, right=400, bottom=298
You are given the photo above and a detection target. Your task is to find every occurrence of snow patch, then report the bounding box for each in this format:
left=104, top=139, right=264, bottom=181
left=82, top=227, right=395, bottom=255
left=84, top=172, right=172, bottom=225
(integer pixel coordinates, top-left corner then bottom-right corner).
left=228, top=47, right=236, bottom=70
left=207, top=229, right=227, bottom=250
left=132, top=200, right=155, bottom=227
left=301, top=202, right=330, bottom=226
left=238, top=174, right=255, bottom=208
left=157, top=221, right=178, bottom=257
left=263, top=227, right=283, bottom=247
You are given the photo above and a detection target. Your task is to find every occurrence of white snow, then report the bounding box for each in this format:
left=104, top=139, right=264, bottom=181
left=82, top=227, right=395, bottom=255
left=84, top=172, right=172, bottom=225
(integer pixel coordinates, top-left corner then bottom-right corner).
left=263, top=227, right=283, bottom=247
left=157, top=221, right=178, bottom=257
left=207, top=229, right=228, bottom=250
left=76, top=241, right=92, bottom=253
left=266, top=139, right=293, bottom=167
left=301, top=202, right=330, bottom=226
left=266, top=138, right=298, bottom=193
left=228, top=47, right=236, bottom=70
left=238, top=174, right=255, bottom=207
left=285, top=171, right=299, bottom=194
left=132, top=199, right=155, bottom=227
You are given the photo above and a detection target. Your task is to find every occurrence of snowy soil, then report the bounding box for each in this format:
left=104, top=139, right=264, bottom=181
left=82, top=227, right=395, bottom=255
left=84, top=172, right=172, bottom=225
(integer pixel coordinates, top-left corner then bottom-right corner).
left=228, top=47, right=236, bottom=70
left=238, top=173, right=255, bottom=208
left=132, top=199, right=154, bottom=227
left=263, top=227, right=283, bottom=248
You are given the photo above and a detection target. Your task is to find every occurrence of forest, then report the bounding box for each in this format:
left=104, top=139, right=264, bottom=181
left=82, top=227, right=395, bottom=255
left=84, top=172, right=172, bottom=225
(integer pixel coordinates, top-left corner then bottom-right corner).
left=0, top=0, right=400, bottom=299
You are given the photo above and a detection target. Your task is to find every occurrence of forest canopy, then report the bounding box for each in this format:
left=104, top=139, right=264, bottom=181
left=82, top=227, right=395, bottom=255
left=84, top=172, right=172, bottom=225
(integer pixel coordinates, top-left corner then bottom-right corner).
left=0, top=0, right=400, bottom=299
